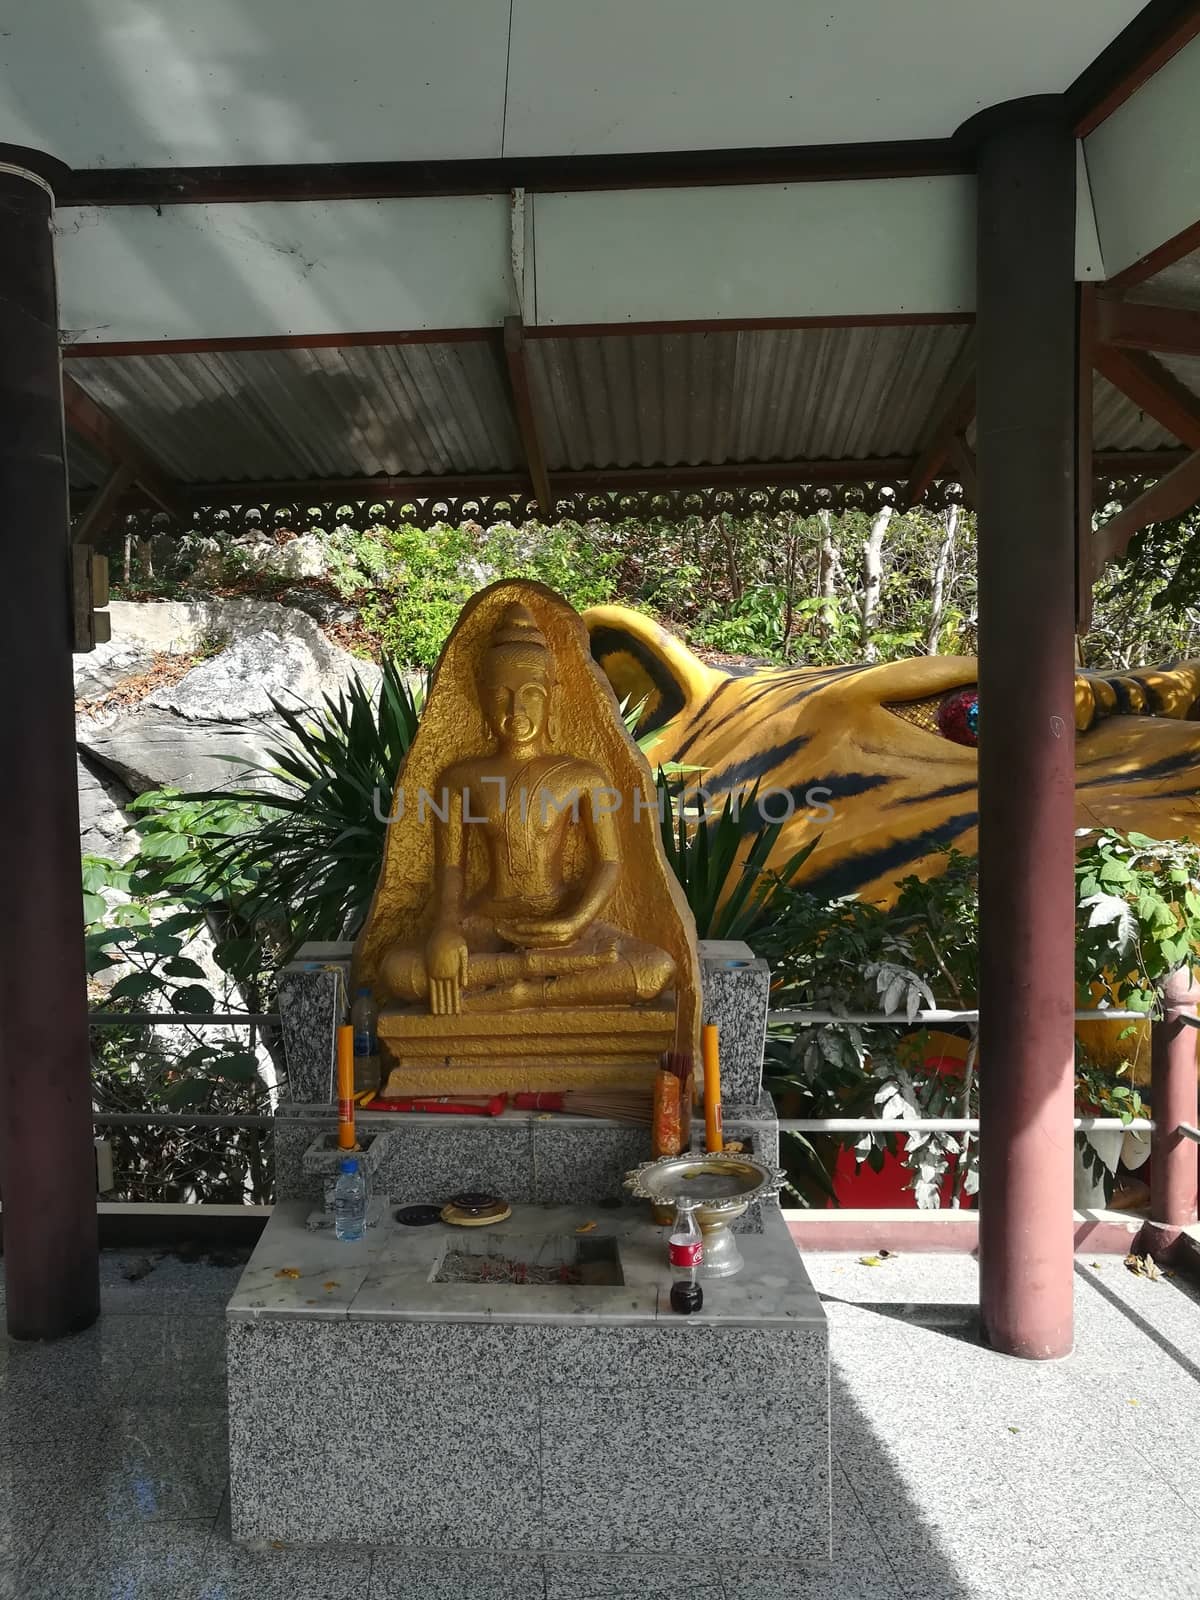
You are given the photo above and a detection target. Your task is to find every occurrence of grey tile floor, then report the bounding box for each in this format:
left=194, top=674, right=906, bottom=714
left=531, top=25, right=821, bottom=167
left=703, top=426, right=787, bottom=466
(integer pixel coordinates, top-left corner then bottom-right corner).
left=1, top=1247, right=1198, bottom=1597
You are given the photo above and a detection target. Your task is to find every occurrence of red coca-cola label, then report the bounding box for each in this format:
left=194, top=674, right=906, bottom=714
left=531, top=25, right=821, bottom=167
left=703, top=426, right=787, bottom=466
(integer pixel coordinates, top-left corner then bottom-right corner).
left=669, top=1238, right=703, bottom=1268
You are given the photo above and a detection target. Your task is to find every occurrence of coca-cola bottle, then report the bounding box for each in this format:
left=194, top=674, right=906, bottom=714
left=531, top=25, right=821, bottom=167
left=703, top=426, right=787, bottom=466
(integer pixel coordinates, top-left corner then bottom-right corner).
left=668, top=1198, right=704, bottom=1314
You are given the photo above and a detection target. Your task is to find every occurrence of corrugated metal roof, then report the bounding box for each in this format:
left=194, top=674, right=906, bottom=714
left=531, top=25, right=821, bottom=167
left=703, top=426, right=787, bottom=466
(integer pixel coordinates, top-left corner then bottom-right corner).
left=1092, top=371, right=1176, bottom=452
left=1131, top=250, right=1200, bottom=312
left=63, top=322, right=1188, bottom=499
left=525, top=324, right=970, bottom=471
left=66, top=343, right=523, bottom=484
left=67, top=433, right=107, bottom=491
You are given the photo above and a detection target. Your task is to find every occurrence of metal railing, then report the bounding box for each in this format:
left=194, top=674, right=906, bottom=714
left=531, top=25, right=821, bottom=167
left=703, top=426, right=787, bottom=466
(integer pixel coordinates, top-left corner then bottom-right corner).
left=89, top=1008, right=279, bottom=1134
left=768, top=1004, right=1159, bottom=1139
left=88, top=1002, right=1187, bottom=1144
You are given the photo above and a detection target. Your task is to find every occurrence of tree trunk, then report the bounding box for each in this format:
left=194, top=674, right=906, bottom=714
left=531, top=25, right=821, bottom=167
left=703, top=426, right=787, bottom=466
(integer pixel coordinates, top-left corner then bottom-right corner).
left=926, top=504, right=960, bottom=655
left=859, top=506, right=893, bottom=661
left=780, top=519, right=802, bottom=656
left=123, top=525, right=133, bottom=585
left=717, top=515, right=743, bottom=603
left=816, top=511, right=842, bottom=635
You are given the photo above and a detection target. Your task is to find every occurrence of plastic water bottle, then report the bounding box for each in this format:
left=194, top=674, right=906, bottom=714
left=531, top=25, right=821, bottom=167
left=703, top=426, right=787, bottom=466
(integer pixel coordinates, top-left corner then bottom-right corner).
left=333, top=1157, right=367, bottom=1242
left=351, top=986, right=379, bottom=1095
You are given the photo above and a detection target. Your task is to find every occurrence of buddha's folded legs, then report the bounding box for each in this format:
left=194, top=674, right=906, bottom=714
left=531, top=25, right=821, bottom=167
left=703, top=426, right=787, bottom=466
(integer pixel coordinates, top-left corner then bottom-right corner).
left=381, top=932, right=674, bottom=1011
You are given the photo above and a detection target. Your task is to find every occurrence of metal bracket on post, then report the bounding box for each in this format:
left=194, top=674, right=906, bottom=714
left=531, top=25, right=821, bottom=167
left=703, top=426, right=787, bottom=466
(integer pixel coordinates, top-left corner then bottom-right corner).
left=71, top=544, right=111, bottom=653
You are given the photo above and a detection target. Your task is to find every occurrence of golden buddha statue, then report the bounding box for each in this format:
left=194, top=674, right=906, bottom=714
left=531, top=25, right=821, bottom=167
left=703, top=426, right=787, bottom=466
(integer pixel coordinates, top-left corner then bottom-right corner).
left=353, top=580, right=700, bottom=1095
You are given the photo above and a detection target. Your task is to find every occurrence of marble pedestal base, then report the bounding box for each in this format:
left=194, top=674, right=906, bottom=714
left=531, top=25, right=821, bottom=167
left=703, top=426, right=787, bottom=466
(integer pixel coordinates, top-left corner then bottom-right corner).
left=226, top=1201, right=831, bottom=1567
left=274, top=1094, right=779, bottom=1214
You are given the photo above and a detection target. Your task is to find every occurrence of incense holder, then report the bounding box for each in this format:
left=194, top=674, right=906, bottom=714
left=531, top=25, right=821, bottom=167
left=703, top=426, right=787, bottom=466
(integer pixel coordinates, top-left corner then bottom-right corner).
left=623, top=1151, right=785, bottom=1278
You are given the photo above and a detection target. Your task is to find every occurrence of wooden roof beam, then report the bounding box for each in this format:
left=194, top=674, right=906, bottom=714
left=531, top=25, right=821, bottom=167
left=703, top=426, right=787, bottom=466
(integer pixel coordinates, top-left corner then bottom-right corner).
left=1094, top=343, right=1200, bottom=450
left=62, top=374, right=188, bottom=523
left=1098, top=297, right=1200, bottom=359
left=1094, top=448, right=1200, bottom=567
left=71, top=461, right=136, bottom=546
left=945, top=435, right=977, bottom=507
left=903, top=333, right=976, bottom=507
left=502, top=316, right=555, bottom=518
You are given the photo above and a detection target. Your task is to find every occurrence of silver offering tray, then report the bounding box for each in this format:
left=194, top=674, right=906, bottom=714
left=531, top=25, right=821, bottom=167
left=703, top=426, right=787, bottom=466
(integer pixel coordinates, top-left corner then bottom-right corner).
left=624, top=1152, right=785, bottom=1279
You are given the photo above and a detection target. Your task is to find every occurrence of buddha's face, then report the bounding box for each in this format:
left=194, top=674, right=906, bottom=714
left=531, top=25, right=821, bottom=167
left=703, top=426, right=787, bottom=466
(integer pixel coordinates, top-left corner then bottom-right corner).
left=481, top=647, right=553, bottom=747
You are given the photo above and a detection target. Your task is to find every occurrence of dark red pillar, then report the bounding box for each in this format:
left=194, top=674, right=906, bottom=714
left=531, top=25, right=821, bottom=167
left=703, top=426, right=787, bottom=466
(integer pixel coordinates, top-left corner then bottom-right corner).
left=0, top=147, right=100, bottom=1339
left=1143, top=967, right=1200, bottom=1258
left=964, top=99, right=1079, bottom=1358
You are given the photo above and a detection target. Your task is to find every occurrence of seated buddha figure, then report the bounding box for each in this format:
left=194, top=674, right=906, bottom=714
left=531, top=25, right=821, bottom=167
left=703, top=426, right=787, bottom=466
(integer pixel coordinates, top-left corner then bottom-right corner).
left=352, top=580, right=700, bottom=1095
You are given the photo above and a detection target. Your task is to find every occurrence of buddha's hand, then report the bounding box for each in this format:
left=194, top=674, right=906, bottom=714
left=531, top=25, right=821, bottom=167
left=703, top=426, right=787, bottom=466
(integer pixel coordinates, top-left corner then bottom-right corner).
left=496, top=913, right=580, bottom=949
left=426, top=927, right=468, bottom=1014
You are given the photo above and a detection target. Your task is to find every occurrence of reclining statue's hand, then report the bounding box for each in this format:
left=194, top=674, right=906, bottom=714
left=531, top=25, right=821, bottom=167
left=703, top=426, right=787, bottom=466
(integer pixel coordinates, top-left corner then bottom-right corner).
left=427, top=927, right=468, bottom=1014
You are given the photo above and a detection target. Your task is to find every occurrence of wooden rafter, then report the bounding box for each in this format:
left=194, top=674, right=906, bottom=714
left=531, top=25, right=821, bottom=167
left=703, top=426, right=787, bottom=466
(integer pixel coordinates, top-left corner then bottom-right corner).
left=502, top=316, right=555, bottom=517
left=1094, top=449, right=1200, bottom=567
left=71, top=461, right=135, bottom=546
left=904, top=333, right=976, bottom=507
left=945, top=435, right=977, bottom=505
left=1098, top=297, right=1200, bottom=359
left=1094, top=344, right=1200, bottom=451
left=61, top=375, right=187, bottom=523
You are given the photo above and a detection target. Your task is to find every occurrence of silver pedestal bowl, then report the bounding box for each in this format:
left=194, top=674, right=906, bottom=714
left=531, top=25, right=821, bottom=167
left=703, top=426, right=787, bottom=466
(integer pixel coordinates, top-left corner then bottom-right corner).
left=625, top=1152, right=785, bottom=1278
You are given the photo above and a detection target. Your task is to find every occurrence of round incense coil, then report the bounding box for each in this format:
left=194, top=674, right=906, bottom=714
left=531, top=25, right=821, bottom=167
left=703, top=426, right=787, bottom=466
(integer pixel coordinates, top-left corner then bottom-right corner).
left=439, top=1201, right=512, bottom=1228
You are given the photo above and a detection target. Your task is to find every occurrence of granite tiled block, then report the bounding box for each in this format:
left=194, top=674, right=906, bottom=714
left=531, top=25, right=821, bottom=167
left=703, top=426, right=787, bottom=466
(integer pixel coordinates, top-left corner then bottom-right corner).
left=22, top=1521, right=213, bottom=1600
left=198, top=1542, right=374, bottom=1600
left=301, top=1127, right=394, bottom=1210
left=275, top=1110, right=537, bottom=1207
left=90, top=1402, right=228, bottom=1523
left=544, top=1554, right=724, bottom=1599
left=226, top=1205, right=829, bottom=1555
left=228, top=1320, right=541, bottom=1546
left=691, top=1091, right=780, bottom=1169
left=540, top=1383, right=830, bottom=1554
left=372, top=1552, right=547, bottom=1600
left=531, top=1118, right=652, bottom=1202
left=368, top=1115, right=536, bottom=1205
left=699, top=939, right=771, bottom=1105
left=539, top=1320, right=827, bottom=1393
left=276, top=962, right=347, bottom=1104
left=272, top=1112, right=331, bottom=1204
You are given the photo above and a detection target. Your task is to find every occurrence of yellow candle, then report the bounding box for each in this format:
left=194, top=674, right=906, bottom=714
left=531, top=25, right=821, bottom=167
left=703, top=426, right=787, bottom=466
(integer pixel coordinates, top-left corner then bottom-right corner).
left=336, top=1024, right=357, bottom=1150
left=702, top=1023, right=723, bottom=1152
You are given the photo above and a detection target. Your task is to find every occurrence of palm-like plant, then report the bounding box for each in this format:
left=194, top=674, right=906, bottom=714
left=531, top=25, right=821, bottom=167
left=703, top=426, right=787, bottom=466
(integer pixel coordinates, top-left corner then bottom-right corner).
left=179, top=658, right=425, bottom=945
left=658, top=774, right=820, bottom=941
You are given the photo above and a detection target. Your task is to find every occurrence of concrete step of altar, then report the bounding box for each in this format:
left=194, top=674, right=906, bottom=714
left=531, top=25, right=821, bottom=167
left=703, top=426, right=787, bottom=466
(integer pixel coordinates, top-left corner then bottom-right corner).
left=273, top=1093, right=779, bottom=1213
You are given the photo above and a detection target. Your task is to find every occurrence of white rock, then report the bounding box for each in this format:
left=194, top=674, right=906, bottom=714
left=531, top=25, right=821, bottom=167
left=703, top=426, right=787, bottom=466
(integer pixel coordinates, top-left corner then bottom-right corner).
left=78, top=753, right=137, bottom=860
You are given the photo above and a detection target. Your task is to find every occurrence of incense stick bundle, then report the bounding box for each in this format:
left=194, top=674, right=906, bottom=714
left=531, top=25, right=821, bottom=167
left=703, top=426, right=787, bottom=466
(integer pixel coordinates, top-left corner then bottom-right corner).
left=513, top=1091, right=652, bottom=1125
left=651, top=1050, right=695, bottom=1157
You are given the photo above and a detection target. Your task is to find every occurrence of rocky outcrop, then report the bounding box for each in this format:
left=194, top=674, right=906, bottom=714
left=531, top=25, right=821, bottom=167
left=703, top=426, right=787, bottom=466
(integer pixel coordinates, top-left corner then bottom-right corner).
left=143, top=626, right=378, bottom=723
left=78, top=752, right=137, bottom=860
left=79, top=713, right=283, bottom=798
left=76, top=597, right=380, bottom=811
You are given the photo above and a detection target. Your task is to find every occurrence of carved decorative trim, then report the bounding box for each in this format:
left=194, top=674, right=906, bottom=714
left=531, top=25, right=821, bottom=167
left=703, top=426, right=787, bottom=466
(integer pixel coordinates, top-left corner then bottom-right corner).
left=119, top=478, right=971, bottom=537
left=105, top=473, right=1166, bottom=539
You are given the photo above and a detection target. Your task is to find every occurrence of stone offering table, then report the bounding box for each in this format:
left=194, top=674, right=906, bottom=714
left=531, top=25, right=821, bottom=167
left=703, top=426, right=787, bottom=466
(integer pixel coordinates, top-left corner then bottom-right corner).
left=227, top=1199, right=831, bottom=1584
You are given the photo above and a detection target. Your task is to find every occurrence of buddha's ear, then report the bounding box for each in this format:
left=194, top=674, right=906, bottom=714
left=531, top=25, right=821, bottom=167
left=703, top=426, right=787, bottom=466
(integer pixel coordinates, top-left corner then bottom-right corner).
left=546, top=684, right=561, bottom=747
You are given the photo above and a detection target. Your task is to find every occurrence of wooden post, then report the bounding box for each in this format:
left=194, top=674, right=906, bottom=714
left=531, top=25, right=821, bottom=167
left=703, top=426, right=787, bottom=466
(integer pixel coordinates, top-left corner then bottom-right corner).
left=964, top=98, right=1079, bottom=1359
left=1139, top=967, right=1200, bottom=1261
left=0, top=148, right=100, bottom=1339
